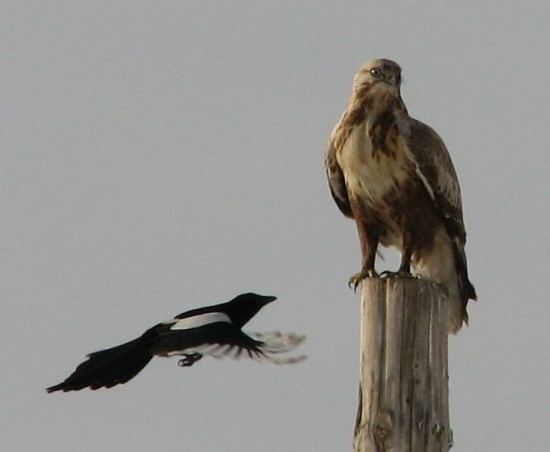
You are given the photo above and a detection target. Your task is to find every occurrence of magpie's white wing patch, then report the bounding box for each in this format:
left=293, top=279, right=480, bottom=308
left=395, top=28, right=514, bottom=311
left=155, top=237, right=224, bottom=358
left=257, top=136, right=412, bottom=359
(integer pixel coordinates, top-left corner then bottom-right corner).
left=167, top=312, right=231, bottom=330
left=162, top=343, right=256, bottom=360
left=162, top=343, right=217, bottom=357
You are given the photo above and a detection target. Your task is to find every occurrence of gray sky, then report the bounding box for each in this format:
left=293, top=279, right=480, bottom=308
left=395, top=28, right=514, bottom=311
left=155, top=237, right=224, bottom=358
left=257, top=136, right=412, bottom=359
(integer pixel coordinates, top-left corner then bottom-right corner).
left=2, top=1, right=549, bottom=451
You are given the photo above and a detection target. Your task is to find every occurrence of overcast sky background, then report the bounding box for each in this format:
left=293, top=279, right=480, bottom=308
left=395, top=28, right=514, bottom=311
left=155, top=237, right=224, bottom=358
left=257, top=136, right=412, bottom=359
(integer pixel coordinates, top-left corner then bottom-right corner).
left=2, top=2, right=549, bottom=451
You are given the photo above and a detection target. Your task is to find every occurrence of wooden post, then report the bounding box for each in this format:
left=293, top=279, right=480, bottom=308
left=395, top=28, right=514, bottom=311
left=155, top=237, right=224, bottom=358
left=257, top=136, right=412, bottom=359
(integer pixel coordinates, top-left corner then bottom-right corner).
left=353, top=278, right=452, bottom=452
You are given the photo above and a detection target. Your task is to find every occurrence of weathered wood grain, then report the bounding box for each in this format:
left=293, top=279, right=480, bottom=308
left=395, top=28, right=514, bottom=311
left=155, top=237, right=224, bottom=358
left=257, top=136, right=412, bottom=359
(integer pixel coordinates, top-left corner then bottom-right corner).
left=354, top=278, right=451, bottom=452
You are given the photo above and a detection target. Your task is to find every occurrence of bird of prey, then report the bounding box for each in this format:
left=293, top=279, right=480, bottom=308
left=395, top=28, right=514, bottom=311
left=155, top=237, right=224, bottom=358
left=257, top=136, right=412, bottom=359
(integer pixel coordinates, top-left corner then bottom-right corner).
left=325, top=59, right=476, bottom=333
left=47, top=293, right=305, bottom=393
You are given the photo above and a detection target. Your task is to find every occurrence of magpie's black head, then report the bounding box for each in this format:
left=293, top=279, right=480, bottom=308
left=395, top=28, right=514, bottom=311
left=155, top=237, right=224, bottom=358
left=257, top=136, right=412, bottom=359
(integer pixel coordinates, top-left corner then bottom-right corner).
left=174, top=293, right=276, bottom=327
left=222, top=293, right=276, bottom=327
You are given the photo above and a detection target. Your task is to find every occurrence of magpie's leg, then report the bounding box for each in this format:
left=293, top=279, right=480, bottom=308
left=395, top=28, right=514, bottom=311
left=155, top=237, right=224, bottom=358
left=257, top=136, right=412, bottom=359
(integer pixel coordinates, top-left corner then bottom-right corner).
left=178, top=353, right=203, bottom=367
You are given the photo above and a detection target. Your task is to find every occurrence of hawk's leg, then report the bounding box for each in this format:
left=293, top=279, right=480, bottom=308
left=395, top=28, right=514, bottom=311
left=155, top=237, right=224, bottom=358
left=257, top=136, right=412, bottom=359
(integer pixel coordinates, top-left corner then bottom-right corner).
left=381, top=232, right=414, bottom=278
left=178, top=353, right=203, bottom=367
left=349, top=219, right=379, bottom=291
left=398, top=245, right=412, bottom=274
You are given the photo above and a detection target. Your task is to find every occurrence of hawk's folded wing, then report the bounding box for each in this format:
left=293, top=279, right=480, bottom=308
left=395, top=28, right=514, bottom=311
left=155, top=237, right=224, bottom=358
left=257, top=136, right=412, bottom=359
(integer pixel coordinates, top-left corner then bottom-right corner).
left=325, top=141, right=352, bottom=218
left=402, top=118, right=466, bottom=244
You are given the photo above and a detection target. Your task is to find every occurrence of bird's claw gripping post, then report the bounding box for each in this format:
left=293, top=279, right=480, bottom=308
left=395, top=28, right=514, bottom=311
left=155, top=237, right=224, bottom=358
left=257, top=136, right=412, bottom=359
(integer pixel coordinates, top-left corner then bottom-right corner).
left=348, top=269, right=378, bottom=292
left=379, top=270, right=416, bottom=279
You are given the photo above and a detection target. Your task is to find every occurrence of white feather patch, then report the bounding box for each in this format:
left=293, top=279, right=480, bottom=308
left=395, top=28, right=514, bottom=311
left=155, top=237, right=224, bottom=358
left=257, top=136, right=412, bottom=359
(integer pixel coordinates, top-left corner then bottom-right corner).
left=169, top=312, right=231, bottom=330
left=248, top=331, right=306, bottom=353
left=414, top=166, right=436, bottom=201
left=163, top=343, right=222, bottom=357
left=250, top=331, right=307, bottom=364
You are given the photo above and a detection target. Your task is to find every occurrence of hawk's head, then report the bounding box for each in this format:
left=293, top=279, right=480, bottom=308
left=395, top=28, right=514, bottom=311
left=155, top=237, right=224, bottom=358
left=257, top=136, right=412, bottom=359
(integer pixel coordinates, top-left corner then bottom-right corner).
left=353, top=59, right=402, bottom=95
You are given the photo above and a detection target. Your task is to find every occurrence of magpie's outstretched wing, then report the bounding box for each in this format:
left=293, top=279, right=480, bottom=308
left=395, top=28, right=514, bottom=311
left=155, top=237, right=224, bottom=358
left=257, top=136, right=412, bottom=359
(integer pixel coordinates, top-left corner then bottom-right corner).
left=155, top=323, right=306, bottom=365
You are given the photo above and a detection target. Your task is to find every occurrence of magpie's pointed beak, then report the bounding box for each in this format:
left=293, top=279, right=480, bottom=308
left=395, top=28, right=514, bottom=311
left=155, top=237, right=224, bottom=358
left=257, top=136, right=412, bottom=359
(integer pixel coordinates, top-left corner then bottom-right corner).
left=259, top=295, right=277, bottom=304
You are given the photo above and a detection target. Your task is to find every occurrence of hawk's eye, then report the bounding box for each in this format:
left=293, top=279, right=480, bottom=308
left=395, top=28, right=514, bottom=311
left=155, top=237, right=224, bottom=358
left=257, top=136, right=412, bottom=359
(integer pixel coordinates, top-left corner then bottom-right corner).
left=370, top=68, right=382, bottom=78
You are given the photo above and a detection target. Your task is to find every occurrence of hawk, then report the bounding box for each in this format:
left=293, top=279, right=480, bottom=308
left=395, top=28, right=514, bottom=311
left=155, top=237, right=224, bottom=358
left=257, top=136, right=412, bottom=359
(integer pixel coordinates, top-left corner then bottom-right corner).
left=47, top=293, right=305, bottom=392
left=325, top=59, right=476, bottom=333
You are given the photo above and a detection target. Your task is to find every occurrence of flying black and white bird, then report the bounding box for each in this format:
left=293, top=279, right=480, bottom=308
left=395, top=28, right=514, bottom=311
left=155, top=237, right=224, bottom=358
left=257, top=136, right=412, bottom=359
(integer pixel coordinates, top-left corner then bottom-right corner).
left=47, top=293, right=305, bottom=393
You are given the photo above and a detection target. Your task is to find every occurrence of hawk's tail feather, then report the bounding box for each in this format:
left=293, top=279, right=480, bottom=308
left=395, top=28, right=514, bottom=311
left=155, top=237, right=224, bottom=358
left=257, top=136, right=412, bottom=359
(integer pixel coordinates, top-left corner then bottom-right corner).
left=46, top=338, right=153, bottom=393
left=451, top=238, right=477, bottom=329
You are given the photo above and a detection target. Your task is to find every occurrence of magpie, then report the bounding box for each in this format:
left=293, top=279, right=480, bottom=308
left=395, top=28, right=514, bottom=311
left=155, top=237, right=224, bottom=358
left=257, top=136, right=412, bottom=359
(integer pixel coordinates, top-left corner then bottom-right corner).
left=47, top=293, right=305, bottom=393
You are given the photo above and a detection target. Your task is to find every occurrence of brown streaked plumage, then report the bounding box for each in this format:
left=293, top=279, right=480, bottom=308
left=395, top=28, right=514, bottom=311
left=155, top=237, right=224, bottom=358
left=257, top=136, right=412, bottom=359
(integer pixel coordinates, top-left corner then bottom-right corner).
left=325, top=58, right=476, bottom=333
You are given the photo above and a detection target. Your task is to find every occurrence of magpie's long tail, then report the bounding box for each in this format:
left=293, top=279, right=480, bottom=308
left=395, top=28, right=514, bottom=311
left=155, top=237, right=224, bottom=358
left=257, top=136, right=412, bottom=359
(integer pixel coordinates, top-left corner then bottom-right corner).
left=46, top=337, right=152, bottom=393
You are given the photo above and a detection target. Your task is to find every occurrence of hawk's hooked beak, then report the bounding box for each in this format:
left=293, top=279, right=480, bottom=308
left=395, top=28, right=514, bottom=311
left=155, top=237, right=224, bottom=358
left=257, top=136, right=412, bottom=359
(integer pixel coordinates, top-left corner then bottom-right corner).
left=386, top=74, right=400, bottom=86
